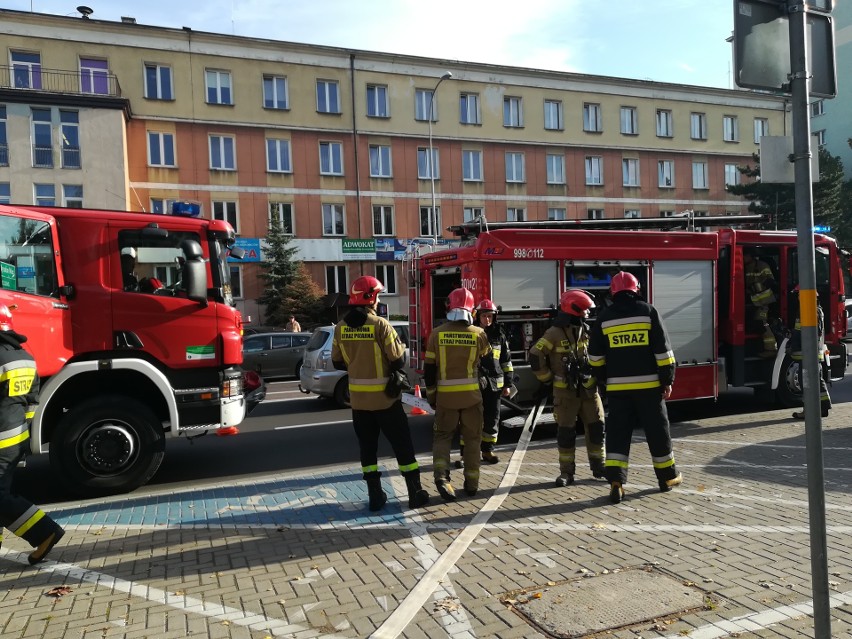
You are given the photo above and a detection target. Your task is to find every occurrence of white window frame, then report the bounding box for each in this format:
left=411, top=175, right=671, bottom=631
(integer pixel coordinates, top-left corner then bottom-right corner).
left=622, top=158, right=640, bottom=187
left=366, top=84, right=389, bottom=118
left=375, top=263, right=398, bottom=295
left=0, top=182, right=10, bottom=205
left=624, top=209, right=641, bottom=219
left=462, top=149, right=483, bottom=182
left=656, top=109, right=673, bottom=137
left=148, top=131, right=175, bottom=167
left=723, top=115, right=739, bottom=142
left=209, top=135, right=236, bottom=170
left=583, top=103, right=602, bottom=132
left=658, top=160, right=675, bottom=188
left=503, top=96, right=523, bottom=127
left=546, top=154, right=565, bottom=185
left=150, top=197, right=177, bottom=215
left=620, top=106, right=638, bottom=135
left=585, top=156, right=603, bottom=186
left=544, top=99, right=563, bottom=131
left=369, top=144, right=392, bottom=178
left=507, top=207, right=526, bottom=222
left=588, top=209, right=604, bottom=220
left=79, top=57, right=109, bottom=95
left=690, top=112, right=707, bottom=140
left=463, top=206, right=484, bottom=222
left=322, top=203, right=346, bottom=236
left=460, top=93, right=481, bottom=124
left=213, top=200, right=239, bottom=233
left=34, top=183, right=55, bottom=206
left=505, top=152, right=525, bottom=183
left=319, top=141, right=344, bottom=176
left=814, top=129, right=826, bottom=146
left=415, top=89, right=435, bottom=122
left=753, top=118, right=769, bottom=144
left=692, top=161, right=709, bottom=189
left=205, top=69, right=233, bottom=105
left=316, top=79, right=341, bottom=114
left=810, top=99, right=825, bottom=117
left=269, top=201, right=295, bottom=235
left=31, top=107, right=52, bottom=168
left=417, top=147, right=439, bottom=179
left=266, top=138, right=292, bottom=173
left=263, top=74, right=288, bottom=110
left=547, top=207, right=566, bottom=221
left=724, top=163, right=740, bottom=187
left=144, top=62, right=172, bottom=100
left=62, top=184, right=83, bottom=208
left=419, top=206, right=441, bottom=237
left=372, top=204, right=394, bottom=236
left=60, top=110, right=80, bottom=169
left=12, top=50, right=41, bottom=89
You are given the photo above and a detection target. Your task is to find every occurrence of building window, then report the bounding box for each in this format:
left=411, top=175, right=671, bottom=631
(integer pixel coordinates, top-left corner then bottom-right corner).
left=62, top=184, right=83, bottom=208
left=544, top=99, right=563, bottom=131
left=80, top=57, right=109, bottom=94
left=585, top=156, right=603, bottom=186
left=463, top=206, right=484, bottom=222
left=656, top=109, right=673, bottom=137
left=588, top=209, right=604, bottom=220
left=316, top=80, right=341, bottom=114
left=723, top=115, right=739, bottom=142
left=322, top=203, right=345, bottom=236
left=583, top=103, right=602, bottom=132
left=148, top=131, right=175, bottom=167
left=230, top=265, right=243, bottom=299
left=507, top=207, right=526, bottom=222
left=503, top=96, right=523, bottom=127
left=366, top=84, right=389, bottom=118
left=658, top=160, right=675, bottom=187
left=150, top=198, right=177, bottom=215
left=546, top=154, right=565, bottom=185
left=269, top=202, right=294, bottom=235
left=724, top=163, right=740, bottom=187
left=369, top=145, right=392, bottom=178
left=12, top=51, right=41, bottom=89
left=34, top=183, right=55, bottom=206
left=622, top=158, right=640, bottom=187
left=376, top=264, right=397, bottom=295
left=326, top=265, right=347, bottom=295
left=205, top=69, right=233, bottom=105
left=505, top=152, right=525, bottom=183
left=753, top=117, right=769, bottom=144
left=263, top=75, right=288, bottom=110
left=814, top=129, right=826, bottom=146
left=60, top=110, right=81, bottom=169
left=319, top=141, right=344, bottom=175
left=372, top=205, right=394, bottom=236
left=31, top=107, right=52, bottom=168
left=0, top=106, right=7, bottom=167
left=692, top=161, right=709, bottom=189
left=144, top=63, right=172, bottom=100
left=212, top=200, right=239, bottom=233
left=266, top=138, right=292, bottom=173
left=417, top=147, right=439, bottom=179
left=209, top=135, right=236, bottom=170
left=690, top=112, right=707, bottom=140
left=462, top=150, right=483, bottom=181
left=415, top=88, right=436, bottom=122
left=661, top=210, right=676, bottom=218
left=419, top=206, right=440, bottom=237
left=810, top=99, right=825, bottom=117
left=620, top=106, right=638, bottom=135
left=624, top=209, right=641, bottom=219
left=460, top=93, right=480, bottom=125
left=548, top=207, right=566, bottom=221
left=0, top=183, right=10, bottom=205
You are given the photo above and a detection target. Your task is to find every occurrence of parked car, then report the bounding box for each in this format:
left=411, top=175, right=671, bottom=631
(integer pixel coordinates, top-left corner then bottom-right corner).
left=242, top=325, right=287, bottom=335
left=300, top=321, right=410, bottom=407
left=243, top=369, right=266, bottom=414
left=242, top=332, right=311, bottom=378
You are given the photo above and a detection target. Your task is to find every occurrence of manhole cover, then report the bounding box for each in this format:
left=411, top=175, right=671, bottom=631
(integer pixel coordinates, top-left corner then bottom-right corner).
left=507, top=567, right=705, bottom=637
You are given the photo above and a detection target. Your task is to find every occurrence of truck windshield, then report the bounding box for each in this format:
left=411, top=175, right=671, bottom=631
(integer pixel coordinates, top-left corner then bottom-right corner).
left=210, top=238, right=235, bottom=306
left=0, top=214, right=58, bottom=297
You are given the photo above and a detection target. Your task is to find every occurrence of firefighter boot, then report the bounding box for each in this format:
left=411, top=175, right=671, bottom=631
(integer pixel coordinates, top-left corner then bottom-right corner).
left=463, top=481, right=478, bottom=497
left=590, top=460, right=606, bottom=480
left=28, top=527, right=65, bottom=565
left=555, top=473, right=574, bottom=487
left=403, top=472, right=430, bottom=509
left=436, top=476, right=456, bottom=502
left=659, top=473, right=683, bottom=493
left=481, top=449, right=499, bottom=464
left=365, top=473, right=387, bottom=512
left=609, top=481, right=624, bottom=504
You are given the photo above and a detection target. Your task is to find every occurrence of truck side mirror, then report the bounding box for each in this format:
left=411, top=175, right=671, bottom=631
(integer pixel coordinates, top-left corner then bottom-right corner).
left=180, top=239, right=208, bottom=306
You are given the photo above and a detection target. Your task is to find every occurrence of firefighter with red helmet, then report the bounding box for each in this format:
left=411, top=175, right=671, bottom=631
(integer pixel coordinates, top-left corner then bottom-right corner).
left=0, top=304, right=65, bottom=564
left=588, top=272, right=682, bottom=504
left=331, top=275, right=429, bottom=512
left=530, top=289, right=605, bottom=486
left=425, top=288, right=495, bottom=500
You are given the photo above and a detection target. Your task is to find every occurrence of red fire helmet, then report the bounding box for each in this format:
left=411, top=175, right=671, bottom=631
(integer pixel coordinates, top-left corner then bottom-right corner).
left=560, top=289, right=595, bottom=316
left=447, top=288, right=475, bottom=312
left=348, top=275, right=385, bottom=306
left=610, top=271, right=640, bottom=295
left=476, top=298, right=498, bottom=313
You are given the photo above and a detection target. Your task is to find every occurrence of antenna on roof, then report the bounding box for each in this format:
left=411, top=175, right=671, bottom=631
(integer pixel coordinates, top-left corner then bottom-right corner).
left=76, top=5, right=93, bottom=18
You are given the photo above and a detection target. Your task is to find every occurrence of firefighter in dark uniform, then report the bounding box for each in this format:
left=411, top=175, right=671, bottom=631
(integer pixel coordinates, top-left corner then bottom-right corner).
left=0, top=304, right=65, bottom=564
left=743, top=248, right=778, bottom=357
left=790, top=285, right=831, bottom=420
left=530, top=289, right=606, bottom=486
left=332, top=275, right=429, bottom=512
left=425, top=288, right=495, bottom=500
left=458, top=299, right=513, bottom=465
left=587, top=272, right=681, bottom=504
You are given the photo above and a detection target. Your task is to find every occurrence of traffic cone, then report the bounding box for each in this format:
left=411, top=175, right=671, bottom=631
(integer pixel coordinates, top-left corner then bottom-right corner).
left=216, top=426, right=240, bottom=436
left=410, top=385, right=428, bottom=416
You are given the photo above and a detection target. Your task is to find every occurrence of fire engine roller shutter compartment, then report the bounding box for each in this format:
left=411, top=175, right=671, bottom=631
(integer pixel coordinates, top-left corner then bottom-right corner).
left=491, top=261, right=558, bottom=310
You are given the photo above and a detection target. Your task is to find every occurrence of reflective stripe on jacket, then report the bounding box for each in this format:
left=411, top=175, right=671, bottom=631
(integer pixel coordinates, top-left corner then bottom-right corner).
left=425, top=321, right=491, bottom=409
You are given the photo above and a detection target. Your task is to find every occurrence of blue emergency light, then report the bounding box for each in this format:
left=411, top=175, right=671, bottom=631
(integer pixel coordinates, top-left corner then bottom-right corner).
left=171, top=201, right=202, bottom=217
left=814, top=225, right=831, bottom=233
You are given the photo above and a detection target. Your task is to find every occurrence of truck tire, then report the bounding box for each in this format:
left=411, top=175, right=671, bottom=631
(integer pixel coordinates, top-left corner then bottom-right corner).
left=49, top=396, right=166, bottom=497
left=333, top=377, right=350, bottom=408
left=776, top=354, right=804, bottom=408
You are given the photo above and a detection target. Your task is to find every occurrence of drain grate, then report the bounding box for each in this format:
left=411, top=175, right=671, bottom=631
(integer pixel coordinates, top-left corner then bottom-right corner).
left=505, top=567, right=706, bottom=637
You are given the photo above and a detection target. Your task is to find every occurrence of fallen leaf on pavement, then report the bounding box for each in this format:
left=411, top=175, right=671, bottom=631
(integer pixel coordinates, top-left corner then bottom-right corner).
left=45, top=586, right=72, bottom=598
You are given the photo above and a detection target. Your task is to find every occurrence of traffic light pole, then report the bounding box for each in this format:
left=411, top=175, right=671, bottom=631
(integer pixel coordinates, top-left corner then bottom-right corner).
left=788, top=2, right=831, bottom=635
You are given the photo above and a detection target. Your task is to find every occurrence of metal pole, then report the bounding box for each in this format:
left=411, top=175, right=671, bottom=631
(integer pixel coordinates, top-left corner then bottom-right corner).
left=428, top=72, right=451, bottom=243
left=787, top=2, right=831, bottom=636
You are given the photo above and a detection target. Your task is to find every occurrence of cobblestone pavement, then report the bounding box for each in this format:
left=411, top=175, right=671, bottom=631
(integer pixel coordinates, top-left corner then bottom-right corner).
left=1, top=403, right=852, bottom=639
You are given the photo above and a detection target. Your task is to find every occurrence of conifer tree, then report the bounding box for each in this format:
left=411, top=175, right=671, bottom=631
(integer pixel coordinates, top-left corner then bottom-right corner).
left=258, top=213, right=299, bottom=326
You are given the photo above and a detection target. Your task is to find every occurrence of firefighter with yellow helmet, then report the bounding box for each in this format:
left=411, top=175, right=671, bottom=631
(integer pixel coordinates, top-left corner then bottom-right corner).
left=743, top=248, right=779, bottom=357
left=425, top=288, right=495, bottom=500
left=332, top=275, right=429, bottom=512
left=530, top=289, right=605, bottom=486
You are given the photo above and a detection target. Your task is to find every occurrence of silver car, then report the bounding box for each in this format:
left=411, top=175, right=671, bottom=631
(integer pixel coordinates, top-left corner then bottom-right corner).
left=299, top=321, right=410, bottom=407
left=242, top=332, right=311, bottom=379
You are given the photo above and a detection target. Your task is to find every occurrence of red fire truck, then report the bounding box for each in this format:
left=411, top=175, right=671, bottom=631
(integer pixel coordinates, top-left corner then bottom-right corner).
left=404, top=217, right=848, bottom=408
left=0, top=204, right=247, bottom=496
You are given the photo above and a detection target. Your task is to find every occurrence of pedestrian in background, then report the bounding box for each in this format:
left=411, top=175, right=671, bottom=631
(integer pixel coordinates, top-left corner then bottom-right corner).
left=331, top=276, right=429, bottom=511
left=588, top=272, right=681, bottom=504
left=425, top=288, right=495, bottom=500
left=530, top=289, right=605, bottom=486
left=0, top=305, right=65, bottom=564
left=285, top=315, right=302, bottom=332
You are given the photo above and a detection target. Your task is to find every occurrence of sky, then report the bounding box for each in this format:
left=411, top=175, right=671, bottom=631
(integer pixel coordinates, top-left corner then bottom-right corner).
left=2, top=0, right=738, bottom=89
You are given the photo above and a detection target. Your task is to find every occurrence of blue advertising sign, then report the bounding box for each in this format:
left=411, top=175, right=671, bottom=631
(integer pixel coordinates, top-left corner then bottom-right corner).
left=228, top=237, right=262, bottom=262
left=17, top=266, right=35, bottom=278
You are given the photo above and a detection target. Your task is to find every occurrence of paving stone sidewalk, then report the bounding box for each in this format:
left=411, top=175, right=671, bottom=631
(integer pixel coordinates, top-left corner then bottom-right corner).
left=1, top=404, right=851, bottom=639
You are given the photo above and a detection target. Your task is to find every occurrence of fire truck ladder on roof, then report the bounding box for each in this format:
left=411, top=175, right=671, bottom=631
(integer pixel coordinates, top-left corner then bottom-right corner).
left=402, top=241, right=436, bottom=370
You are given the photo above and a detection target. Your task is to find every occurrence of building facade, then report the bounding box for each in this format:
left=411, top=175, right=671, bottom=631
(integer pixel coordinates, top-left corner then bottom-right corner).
left=0, top=8, right=789, bottom=321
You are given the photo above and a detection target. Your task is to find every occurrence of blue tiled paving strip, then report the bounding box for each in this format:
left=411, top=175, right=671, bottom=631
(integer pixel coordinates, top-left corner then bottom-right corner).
left=50, top=470, right=410, bottom=527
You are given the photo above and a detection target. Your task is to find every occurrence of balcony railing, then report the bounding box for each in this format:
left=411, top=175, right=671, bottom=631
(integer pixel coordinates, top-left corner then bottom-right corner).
left=62, top=146, right=81, bottom=169
left=0, top=143, right=7, bottom=167
left=33, top=145, right=53, bottom=168
left=0, top=65, right=121, bottom=97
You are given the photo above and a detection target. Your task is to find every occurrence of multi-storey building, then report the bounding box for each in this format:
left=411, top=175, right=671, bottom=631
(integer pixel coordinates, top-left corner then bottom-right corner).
left=0, top=8, right=788, bottom=321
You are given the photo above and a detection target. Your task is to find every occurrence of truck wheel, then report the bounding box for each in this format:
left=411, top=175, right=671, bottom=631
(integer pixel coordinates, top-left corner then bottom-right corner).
left=49, top=396, right=165, bottom=497
left=776, top=354, right=804, bottom=408
left=333, top=377, right=350, bottom=408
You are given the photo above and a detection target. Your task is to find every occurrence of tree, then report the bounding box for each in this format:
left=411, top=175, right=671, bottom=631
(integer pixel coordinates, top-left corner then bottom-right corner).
left=258, top=213, right=300, bottom=326
left=276, top=262, right=326, bottom=325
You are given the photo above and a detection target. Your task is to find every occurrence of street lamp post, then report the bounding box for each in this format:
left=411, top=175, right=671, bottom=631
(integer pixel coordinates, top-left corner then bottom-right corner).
left=428, top=71, right=452, bottom=243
